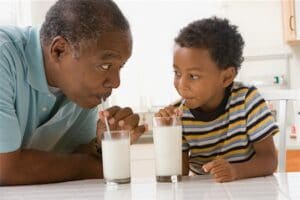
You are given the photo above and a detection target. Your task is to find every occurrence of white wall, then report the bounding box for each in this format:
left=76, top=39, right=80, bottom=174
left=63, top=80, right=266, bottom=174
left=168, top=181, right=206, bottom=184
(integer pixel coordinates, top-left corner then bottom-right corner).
left=113, top=0, right=224, bottom=111
left=2, top=0, right=300, bottom=114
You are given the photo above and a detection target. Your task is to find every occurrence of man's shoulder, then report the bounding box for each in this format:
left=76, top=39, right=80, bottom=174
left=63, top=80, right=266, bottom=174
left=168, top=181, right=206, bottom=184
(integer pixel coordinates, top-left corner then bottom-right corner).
left=0, top=26, right=29, bottom=46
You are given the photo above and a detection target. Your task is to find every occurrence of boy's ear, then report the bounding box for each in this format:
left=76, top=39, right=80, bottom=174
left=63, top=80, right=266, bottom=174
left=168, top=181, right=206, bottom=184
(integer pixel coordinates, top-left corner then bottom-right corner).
left=49, top=36, right=70, bottom=62
left=221, top=67, right=236, bottom=88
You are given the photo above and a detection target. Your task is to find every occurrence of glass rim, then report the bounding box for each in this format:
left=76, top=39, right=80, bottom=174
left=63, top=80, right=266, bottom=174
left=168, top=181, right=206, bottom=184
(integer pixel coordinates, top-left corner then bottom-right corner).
left=153, top=116, right=181, bottom=119
left=103, top=130, right=130, bottom=134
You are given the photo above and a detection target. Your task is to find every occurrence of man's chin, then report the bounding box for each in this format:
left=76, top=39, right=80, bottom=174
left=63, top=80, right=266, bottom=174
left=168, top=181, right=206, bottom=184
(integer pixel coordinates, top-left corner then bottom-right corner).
left=75, top=101, right=98, bottom=109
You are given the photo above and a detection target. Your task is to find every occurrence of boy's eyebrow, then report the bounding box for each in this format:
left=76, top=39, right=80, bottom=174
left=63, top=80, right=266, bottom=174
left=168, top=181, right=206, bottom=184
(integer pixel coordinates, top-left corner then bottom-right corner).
left=173, top=64, right=202, bottom=72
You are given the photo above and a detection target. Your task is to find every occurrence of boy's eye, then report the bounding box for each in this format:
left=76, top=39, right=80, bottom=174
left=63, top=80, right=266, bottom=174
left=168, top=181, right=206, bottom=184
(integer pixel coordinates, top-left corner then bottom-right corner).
left=97, top=64, right=112, bottom=71
left=174, top=70, right=181, bottom=77
left=190, top=74, right=200, bottom=80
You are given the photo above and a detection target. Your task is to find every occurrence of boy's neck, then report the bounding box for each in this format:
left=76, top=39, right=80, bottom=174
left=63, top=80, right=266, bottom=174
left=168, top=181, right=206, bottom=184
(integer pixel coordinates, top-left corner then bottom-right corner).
left=197, top=83, right=232, bottom=113
left=202, top=90, right=226, bottom=112
left=189, top=84, right=232, bottom=122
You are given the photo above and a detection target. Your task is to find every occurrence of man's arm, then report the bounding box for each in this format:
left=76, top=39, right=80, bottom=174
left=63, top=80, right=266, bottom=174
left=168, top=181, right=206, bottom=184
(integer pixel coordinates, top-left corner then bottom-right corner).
left=0, top=149, right=102, bottom=186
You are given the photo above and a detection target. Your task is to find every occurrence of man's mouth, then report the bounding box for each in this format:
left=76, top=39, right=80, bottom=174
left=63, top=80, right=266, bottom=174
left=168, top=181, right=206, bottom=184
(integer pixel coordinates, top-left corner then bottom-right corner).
left=97, top=92, right=111, bottom=101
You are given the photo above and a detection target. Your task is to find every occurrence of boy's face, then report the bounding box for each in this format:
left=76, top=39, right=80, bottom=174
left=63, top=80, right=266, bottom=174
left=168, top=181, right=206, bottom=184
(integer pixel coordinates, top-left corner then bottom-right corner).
left=173, top=46, right=234, bottom=111
left=49, top=31, right=132, bottom=108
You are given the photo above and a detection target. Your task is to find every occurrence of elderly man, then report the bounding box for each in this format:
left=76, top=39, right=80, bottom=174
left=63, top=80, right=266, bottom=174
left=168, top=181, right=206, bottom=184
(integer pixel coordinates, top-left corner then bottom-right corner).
left=0, top=0, right=146, bottom=185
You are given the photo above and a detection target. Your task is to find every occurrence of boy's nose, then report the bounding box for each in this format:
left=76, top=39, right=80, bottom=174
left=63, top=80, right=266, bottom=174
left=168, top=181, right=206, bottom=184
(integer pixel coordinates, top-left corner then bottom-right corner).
left=178, top=77, right=189, bottom=90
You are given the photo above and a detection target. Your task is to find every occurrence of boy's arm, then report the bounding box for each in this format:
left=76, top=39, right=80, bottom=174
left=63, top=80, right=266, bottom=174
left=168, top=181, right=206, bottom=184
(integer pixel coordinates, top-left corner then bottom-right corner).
left=232, top=134, right=277, bottom=179
left=0, top=148, right=102, bottom=186
left=182, top=150, right=189, bottom=176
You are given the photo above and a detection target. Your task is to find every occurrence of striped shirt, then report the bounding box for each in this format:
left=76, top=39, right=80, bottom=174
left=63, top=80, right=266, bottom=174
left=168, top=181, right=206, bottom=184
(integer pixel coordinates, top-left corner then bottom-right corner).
left=181, top=82, right=279, bottom=175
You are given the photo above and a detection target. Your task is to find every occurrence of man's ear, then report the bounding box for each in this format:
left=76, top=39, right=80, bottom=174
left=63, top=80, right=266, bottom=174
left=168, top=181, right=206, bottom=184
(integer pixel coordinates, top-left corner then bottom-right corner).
left=49, top=36, right=70, bottom=62
left=221, top=67, right=236, bottom=88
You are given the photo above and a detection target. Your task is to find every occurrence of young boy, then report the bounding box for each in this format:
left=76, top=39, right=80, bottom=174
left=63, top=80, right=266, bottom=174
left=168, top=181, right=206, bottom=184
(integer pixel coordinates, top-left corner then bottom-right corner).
left=155, top=17, right=278, bottom=182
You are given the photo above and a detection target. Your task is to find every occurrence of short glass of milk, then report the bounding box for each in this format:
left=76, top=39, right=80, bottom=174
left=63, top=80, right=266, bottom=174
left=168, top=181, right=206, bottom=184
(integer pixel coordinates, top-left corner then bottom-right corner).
left=101, top=130, right=131, bottom=184
left=152, top=116, right=182, bottom=182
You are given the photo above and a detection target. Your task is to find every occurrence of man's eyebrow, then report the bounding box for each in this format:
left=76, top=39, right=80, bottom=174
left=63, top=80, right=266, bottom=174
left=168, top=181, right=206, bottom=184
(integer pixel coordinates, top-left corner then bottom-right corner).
left=101, top=50, right=121, bottom=60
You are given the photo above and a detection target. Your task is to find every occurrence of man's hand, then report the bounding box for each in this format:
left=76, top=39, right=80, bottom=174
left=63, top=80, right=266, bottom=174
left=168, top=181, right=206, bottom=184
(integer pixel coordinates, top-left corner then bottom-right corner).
left=97, top=106, right=148, bottom=144
left=202, top=158, right=237, bottom=183
left=73, top=138, right=101, bottom=159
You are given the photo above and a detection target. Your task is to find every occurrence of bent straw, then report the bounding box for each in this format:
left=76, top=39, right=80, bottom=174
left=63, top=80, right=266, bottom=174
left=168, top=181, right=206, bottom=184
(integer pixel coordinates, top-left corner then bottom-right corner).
left=100, top=98, right=111, bottom=139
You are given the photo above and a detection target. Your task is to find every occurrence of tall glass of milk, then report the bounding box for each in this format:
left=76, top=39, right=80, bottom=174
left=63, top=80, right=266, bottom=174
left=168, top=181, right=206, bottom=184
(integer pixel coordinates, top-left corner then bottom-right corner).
left=101, top=130, right=131, bottom=184
left=152, top=116, right=182, bottom=182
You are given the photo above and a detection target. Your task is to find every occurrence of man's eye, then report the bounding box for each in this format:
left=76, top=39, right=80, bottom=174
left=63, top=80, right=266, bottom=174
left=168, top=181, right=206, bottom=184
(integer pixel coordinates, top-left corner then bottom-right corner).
left=97, top=64, right=112, bottom=71
left=190, top=74, right=200, bottom=80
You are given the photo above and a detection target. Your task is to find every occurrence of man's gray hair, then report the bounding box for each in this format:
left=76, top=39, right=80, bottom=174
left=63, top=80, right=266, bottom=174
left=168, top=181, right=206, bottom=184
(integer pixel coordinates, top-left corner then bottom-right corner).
left=40, top=0, right=130, bottom=57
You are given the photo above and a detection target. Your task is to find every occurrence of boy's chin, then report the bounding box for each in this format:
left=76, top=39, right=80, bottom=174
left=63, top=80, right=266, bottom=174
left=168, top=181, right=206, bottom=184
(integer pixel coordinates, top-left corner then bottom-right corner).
left=184, top=101, right=201, bottom=109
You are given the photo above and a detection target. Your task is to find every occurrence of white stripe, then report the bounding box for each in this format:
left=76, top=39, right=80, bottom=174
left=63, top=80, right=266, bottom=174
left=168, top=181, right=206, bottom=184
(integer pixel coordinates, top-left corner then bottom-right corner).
left=247, top=109, right=270, bottom=127
left=248, top=123, right=276, bottom=141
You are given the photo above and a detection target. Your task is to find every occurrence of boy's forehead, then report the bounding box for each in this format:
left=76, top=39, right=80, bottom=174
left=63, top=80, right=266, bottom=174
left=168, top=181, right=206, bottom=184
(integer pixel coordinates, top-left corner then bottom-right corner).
left=173, top=47, right=220, bottom=72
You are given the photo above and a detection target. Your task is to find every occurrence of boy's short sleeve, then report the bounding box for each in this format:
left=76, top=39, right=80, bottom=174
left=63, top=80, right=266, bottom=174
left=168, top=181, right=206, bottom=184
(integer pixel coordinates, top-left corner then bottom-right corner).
left=0, top=51, right=22, bottom=153
left=245, top=87, right=279, bottom=143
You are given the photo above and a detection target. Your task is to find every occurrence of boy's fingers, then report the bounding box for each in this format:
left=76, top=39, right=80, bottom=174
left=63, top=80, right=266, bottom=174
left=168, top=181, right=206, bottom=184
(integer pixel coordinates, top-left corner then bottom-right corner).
left=203, top=160, right=219, bottom=172
left=158, top=109, right=170, bottom=117
left=165, top=105, right=176, bottom=116
left=210, top=166, right=226, bottom=176
left=174, top=108, right=183, bottom=116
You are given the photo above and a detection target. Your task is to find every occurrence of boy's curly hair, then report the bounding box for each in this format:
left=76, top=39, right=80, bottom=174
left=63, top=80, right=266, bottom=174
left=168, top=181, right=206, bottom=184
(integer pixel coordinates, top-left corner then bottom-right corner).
left=175, top=16, right=244, bottom=71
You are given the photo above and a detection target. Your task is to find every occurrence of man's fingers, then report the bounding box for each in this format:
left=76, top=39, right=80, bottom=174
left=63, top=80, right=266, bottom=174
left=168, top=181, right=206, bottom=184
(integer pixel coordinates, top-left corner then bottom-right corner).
left=119, top=114, right=140, bottom=130
left=113, top=107, right=133, bottom=122
left=130, top=124, right=147, bottom=144
left=99, top=106, right=121, bottom=120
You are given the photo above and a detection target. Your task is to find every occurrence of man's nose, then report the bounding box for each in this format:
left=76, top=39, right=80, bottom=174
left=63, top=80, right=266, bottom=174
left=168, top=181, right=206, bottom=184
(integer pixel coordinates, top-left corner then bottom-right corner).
left=104, top=70, right=120, bottom=88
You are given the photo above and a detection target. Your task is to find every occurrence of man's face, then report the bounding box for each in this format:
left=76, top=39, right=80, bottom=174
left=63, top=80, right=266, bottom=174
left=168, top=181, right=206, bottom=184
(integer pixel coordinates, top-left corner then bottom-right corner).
left=173, top=46, right=226, bottom=111
left=55, top=31, right=132, bottom=108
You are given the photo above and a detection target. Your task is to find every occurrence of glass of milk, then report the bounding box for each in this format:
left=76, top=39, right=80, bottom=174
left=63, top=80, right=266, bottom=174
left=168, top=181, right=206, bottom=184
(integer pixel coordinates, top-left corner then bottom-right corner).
left=101, top=130, right=131, bottom=184
left=152, top=116, right=182, bottom=182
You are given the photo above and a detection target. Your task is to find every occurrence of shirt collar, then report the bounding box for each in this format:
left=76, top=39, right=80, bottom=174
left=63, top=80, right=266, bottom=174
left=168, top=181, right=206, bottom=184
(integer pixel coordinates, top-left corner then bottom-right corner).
left=25, top=26, right=50, bottom=94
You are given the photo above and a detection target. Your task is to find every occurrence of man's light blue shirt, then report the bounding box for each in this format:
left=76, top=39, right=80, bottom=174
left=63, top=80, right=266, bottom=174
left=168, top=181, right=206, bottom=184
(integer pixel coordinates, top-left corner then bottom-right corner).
left=0, top=26, right=97, bottom=153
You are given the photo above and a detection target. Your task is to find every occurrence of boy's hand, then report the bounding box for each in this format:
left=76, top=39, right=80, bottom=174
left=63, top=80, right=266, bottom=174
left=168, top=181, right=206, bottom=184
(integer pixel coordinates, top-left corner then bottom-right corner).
left=154, top=105, right=183, bottom=126
left=97, top=106, right=148, bottom=144
left=155, top=105, right=182, bottom=118
left=202, top=158, right=237, bottom=182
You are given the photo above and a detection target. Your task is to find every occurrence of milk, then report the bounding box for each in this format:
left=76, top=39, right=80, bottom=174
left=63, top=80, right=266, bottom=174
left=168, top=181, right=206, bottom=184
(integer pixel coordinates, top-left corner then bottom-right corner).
left=153, top=126, right=182, bottom=176
left=101, top=137, right=130, bottom=181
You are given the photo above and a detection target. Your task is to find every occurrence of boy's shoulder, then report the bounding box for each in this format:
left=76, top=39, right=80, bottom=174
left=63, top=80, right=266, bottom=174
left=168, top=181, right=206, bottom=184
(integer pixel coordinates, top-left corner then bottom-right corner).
left=230, top=81, right=259, bottom=96
left=228, top=81, right=262, bottom=105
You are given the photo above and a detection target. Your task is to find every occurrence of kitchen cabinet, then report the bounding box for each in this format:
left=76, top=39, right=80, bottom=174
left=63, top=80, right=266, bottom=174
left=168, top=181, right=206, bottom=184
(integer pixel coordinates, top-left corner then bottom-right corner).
left=282, top=0, right=300, bottom=44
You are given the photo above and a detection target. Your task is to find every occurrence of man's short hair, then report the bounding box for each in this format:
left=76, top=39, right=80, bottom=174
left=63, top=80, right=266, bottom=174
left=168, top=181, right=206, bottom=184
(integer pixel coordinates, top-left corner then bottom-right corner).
left=40, top=0, right=130, bottom=55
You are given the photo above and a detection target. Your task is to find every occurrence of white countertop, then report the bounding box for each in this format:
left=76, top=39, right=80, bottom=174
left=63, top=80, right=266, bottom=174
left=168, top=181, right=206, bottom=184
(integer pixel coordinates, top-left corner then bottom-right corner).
left=1, top=172, right=300, bottom=200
